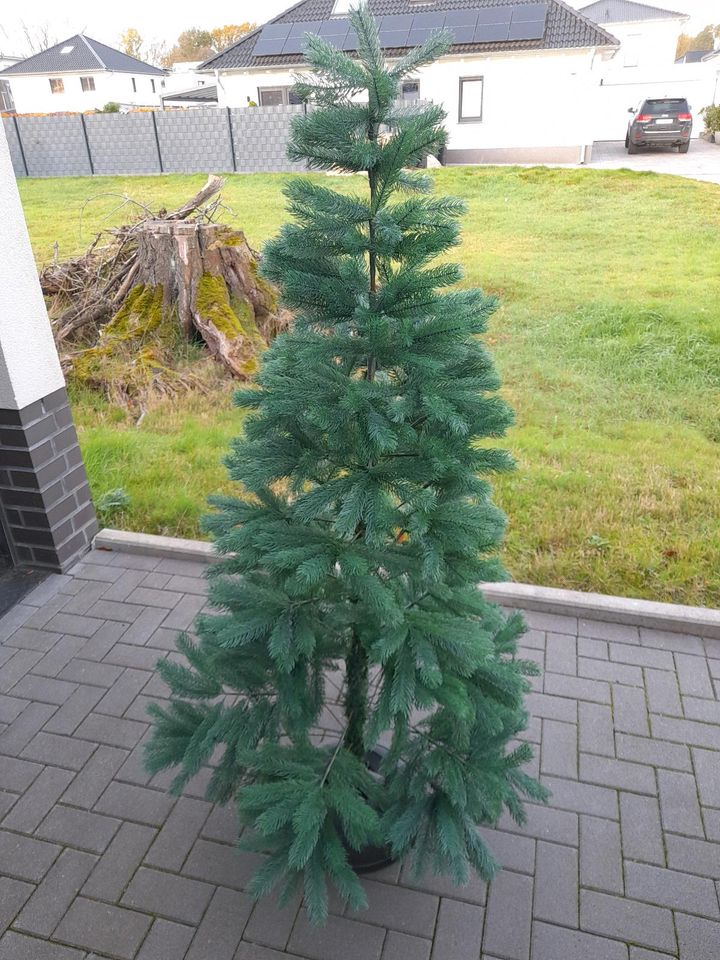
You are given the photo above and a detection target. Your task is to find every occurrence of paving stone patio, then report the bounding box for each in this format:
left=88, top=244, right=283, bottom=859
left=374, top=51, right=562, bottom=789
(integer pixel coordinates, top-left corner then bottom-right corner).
left=0, top=547, right=719, bottom=960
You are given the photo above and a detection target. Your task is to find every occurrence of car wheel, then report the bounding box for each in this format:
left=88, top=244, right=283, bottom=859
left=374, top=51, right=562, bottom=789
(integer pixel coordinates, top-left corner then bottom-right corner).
left=628, top=141, right=639, bottom=155
left=678, top=142, right=690, bottom=154
left=625, top=133, right=629, bottom=148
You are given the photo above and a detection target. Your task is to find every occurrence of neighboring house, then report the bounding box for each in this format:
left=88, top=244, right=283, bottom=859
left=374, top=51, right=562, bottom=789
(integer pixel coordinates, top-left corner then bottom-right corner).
left=199, top=0, right=619, bottom=164
left=580, top=1, right=719, bottom=140
left=0, top=35, right=166, bottom=114
left=162, top=85, right=219, bottom=108
left=676, top=48, right=720, bottom=64
left=579, top=0, right=687, bottom=66
left=0, top=55, right=21, bottom=112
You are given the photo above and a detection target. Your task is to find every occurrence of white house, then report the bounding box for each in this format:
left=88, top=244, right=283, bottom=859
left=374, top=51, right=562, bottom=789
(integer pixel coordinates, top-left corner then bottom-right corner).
left=0, top=35, right=166, bottom=114
left=0, top=55, right=21, bottom=112
left=199, top=0, right=620, bottom=164
left=579, top=1, right=719, bottom=140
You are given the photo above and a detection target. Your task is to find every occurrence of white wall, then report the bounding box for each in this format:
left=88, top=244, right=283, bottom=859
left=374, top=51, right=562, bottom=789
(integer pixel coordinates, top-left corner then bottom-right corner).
left=218, top=48, right=597, bottom=152
left=603, top=19, right=684, bottom=69
left=0, top=123, right=64, bottom=409
left=8, top=71, right=162, bottom=113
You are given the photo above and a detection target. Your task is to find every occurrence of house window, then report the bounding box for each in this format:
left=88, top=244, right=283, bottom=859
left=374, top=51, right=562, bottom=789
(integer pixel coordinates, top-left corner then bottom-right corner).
left=402, top=81, right=420, bottom=102
left=49, top=77, right=64, bottom=94
left=80, top=76, right=95, bottom=92
left=131, top=77, right=137, bottom=92
left=458, top=76, right=483, bottom=122
left=258, top=86, right=304, bottom=106
left=151, top=79, right=156, bottom=92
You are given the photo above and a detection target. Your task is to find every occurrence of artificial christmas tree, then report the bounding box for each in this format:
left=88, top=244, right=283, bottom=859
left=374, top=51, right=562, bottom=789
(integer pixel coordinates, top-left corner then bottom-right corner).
left=146, top=4, right=546, bottom=924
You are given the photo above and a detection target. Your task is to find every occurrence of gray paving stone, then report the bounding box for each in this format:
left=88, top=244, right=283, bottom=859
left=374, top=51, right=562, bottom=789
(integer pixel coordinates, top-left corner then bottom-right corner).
left=628, top=950, right=674, bottom=960
left=0, top=693, right=28, bottom=723
left=579, top=620, right=639, bottom=644
left=682, top=696, right=720, bottom=723
left=32, top=637, right=86, bottom=679
left=611, top=685, right=649, bottom=736
left=14, top=848, right=97, bottom=937
left=578, top=701, right=615, bottom=757
left=184, top=837, right=269, bottom=890
left=624, top=862, right=719, bottom=917
left=0, top=876, right=34, bottom=935
left=42, top=685, right=104, bottom=735
left=615, top=733, right=691, bottom=771
left=244, top=892, right=302, bottom=951
left=542, top=775, right=618, bottom=819
left=37, top=804, right=121, bottom=854
left=186, top=887, right=252, bottom=960
left=59, top=659, right=124, bottom=688
left=541, top=719, right=578, bottom=779
left=82, top=821, right=156, bottom=901
left=74, top=712, right=146, bottom=749
left=2, top=765, right=75, bottom=832
left=532, top=922, right=628, bottom=960
left=0, top=931, right=85, bottom=960
left=580, top=658, right=643, bottom=687
left=21, top=731, right=97, bottom=770
left=666, top=834, right=720, bottom=879
left=545, top=632, right=577, bottom=675
left=136, top=919, right=195, bottom=960
left=499, top=802, right=579, bottom=846
left=581, top=815, right=623, bottom=894
left=127, top=586, right=184, bottom=609
left=289, top=912, right=385, bottom=960
left=163, top=593, right=207, bottom=631
left=545, top=673, right=610, bottom=704
left=123, top=866, right=214, bottom=924
left=94, top=668, right=151, bottom=717
left=5, top=628, right=63, bottom=653
left=59, top=580, right=112, bottom=617
left=145, top=796, right=211, bottom=871
left=45, top=613, right=105, bottom=638
left=77, top=621, right=128, bottom=661
left=119, top=606, right=168, bottom=646
left=166, top=575, right=208, bottom=596
left=101, top=568, right=147, bottom=603
left=645, top=668, right=682, bottom=716
left=580, top=754, right=656, bottom=795
left=608, top=644, right=673, bottom=670
left=0, top=830, right=61, bottom=882
left=483, top=870, right=533, bottom=960
left=580, top=890, right=676, bottom=953
left=691, top=747, right=720, bottom=808
left=0, top=650, right=44, bottom=695
left=94, top=781, right=174, bottom=825
left=351, top=880, right=438, bottom=938
left=657, top=769, right=704, bottom=836
left=524, top=611, right=578, bottom=635
left=639, top=628, right=705, bottom=654
left=477, top=828, right=535, bottom=877
left=651, top=713, right=719, bottom=749
left=534, top=841, right=578, bottom=926
left=578, top=636, right=609, bottom=660
left=619, top=793, right=665, bottom=865
left=202, top=803, right=239, bottom=844
left=86, top=599, right=144, bottom=623
left=383, top=931, right=431, bottom=960
left=430, top=898, right=483, bottom=960
left=0, top=754, right=43, bottom=792
left=675, top=653, right=714, bottom=699
left=675, top=913, right=720, bottom=960
left=55, top=897, right=152, bottom=959
left=103, top=643, right=166, bottom=670
left=60, top=744, right=128, bottom=808
left=525, top=692, right=576, bottom=723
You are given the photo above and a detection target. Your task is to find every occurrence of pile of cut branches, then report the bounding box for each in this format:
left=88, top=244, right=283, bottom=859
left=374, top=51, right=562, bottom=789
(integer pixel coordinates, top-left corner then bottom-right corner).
left=41, top=176, right=291, bottom=408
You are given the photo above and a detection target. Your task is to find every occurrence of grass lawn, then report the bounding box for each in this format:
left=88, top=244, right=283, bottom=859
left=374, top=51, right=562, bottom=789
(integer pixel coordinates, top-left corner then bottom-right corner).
left=18, top=167, right=720, bottom=607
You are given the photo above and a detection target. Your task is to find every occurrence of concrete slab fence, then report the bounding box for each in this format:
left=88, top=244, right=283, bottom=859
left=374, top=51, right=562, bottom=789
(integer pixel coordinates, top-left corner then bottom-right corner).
left=3, top=105, right=308, bottom=179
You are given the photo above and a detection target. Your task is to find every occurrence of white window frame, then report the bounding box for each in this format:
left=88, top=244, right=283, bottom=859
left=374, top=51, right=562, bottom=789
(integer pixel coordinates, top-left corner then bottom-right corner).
left=458, top=76, right=484, bottom=123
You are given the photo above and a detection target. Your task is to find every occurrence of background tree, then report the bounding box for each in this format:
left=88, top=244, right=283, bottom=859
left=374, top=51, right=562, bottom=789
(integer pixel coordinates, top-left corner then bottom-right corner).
left=120, top=27, right=143, bottom=59
left=146, top=5, right=545, bottom=925
left=676, top=23, right=719, bottom=59
left=211, top=24, right=256, bottom=52
left=162, top=28, right=214, bottom=66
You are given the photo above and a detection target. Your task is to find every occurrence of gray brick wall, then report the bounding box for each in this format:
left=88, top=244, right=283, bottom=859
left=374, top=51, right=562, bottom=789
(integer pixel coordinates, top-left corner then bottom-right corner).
left=84, top=113, right=161, bottom=175
left=16, top=116, right=91, bottom=178
left=155, top=109, right=234, bottom=174
left=2, top=117, right=27, bottom=177
left=231, top=104, right=307, bottom=174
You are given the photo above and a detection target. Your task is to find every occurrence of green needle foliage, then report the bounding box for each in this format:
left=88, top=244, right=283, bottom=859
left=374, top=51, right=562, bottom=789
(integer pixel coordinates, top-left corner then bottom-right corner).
left=146, top=4, right=547, bottom=924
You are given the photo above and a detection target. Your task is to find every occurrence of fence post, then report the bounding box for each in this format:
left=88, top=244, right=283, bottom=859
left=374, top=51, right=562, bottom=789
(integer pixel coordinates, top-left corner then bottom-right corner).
left=226, top=107, right=237, bottom=173
left=12, top=116, right=28, bottom=177
left=151, top=111, right=164, bottom=173
left=79, top=114, right=94, bottom=175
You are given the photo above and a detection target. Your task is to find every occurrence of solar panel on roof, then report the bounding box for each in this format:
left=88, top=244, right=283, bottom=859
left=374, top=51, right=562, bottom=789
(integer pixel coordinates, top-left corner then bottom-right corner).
left=319, top=19, right=348, bottom=35
left=281, top=36, right=305, bottom=54
left=253, top=37, right=289, bottom=55
left=288, top=20, right=323, bottom=36
left=511, top=3, right=548, bottom=22
left=260, top=23, right=292, bottom=40
left=411, top=11, right=446, bottom=29
left=380, top=29, right=411, bottom=47
left=342, top=30, right=359, bottom=49
left=407, top=27, right=435, bottom=44
left=444, top=9, right=480, bottom=26
left=474, top=21, right=511, bottom=41
left=380, top=14, right=414, bottom=30
left=507, top=18, right=546, bottom=39
left=475, top=6, right=513, bottom=24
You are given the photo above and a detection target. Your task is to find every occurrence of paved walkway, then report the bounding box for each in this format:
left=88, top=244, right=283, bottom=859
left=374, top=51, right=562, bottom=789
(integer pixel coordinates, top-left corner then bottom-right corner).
left=0, top=547, right=719, bottom=960
left=589, top=139, right=720, bottom=184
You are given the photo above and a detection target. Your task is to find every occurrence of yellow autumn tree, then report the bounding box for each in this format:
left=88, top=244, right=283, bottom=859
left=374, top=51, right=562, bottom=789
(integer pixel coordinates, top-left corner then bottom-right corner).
left=211, top=24, right=256, bottom=52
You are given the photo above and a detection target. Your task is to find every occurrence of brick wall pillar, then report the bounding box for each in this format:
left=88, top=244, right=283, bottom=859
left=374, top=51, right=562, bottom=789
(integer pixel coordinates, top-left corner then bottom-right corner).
left=0, top=123, right=97, bottom=572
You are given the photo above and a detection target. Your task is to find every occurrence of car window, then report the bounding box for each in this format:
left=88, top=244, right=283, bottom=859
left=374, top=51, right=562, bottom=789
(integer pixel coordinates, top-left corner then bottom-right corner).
left=642, top=99, right=689, bottom=115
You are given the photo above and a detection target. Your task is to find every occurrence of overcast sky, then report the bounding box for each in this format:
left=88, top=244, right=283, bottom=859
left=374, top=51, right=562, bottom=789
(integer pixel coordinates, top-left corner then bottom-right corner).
left=0, top=0, right=716, bottom=57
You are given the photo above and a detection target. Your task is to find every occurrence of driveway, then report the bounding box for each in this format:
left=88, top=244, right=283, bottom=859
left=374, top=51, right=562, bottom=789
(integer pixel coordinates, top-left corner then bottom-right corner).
left=0, top=545, right=719, bottom=958
left=590, top=139, right=720, bottom=184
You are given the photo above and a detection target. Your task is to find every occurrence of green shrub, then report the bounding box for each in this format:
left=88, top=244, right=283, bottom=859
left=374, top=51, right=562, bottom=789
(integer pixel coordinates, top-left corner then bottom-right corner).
left=700, top=104, right=720, bottom=134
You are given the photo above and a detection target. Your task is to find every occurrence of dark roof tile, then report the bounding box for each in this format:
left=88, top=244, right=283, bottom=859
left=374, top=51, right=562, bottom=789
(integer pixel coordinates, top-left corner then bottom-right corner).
left=0, top=34, right=166, bottom=76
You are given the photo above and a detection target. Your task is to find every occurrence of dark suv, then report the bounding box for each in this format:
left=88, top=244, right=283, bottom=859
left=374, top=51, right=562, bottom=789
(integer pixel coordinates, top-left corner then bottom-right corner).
left=626, top=98, right=693, bottom=154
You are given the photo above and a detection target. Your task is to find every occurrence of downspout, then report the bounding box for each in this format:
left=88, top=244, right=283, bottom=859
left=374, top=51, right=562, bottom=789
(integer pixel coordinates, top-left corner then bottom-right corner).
left=580, top=46, right=598, bottom=164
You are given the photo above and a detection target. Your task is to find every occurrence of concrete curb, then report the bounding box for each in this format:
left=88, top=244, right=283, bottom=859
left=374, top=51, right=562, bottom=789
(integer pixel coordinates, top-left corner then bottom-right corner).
left=94, top=529, right=720, bottom=639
